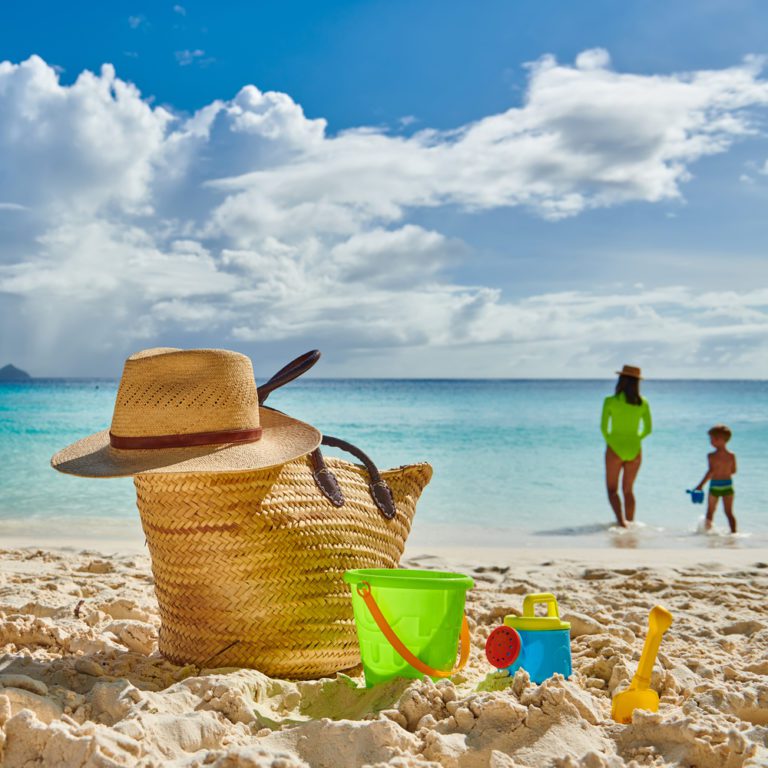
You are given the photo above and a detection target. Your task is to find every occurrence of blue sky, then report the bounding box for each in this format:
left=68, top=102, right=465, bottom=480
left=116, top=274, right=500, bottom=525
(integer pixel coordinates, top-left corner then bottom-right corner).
left=4, top=1, right=767, bottom=126
left=1, top=1, right=768, bottom=377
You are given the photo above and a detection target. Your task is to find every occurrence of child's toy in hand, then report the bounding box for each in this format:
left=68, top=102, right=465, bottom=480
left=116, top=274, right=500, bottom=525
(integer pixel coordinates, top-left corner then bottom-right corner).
left=611, top=605, right=673, bottom=723
left=485, top=593, right=571, bottom=684
left=687, top=489, right=704, bottom=504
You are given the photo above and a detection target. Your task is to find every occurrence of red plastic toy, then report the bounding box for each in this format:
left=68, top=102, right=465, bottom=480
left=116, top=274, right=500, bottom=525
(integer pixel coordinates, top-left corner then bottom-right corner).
left=485, top=624, right=522, bottom=668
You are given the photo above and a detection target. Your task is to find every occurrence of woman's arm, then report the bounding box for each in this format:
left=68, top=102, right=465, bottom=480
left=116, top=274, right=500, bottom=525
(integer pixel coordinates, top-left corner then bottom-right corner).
left=639, top=400, right=652, bottom=439
left=601, top=399, right=611, bottom=440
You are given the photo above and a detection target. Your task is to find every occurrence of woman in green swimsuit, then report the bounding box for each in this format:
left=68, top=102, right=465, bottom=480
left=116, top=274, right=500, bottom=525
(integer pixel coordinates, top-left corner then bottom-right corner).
left=601, top=365, right=652, bottom=528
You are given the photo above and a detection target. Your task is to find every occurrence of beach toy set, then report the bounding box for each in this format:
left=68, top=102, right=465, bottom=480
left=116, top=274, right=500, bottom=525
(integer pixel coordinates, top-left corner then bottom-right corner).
left=485, top=593, right=572, bottom=683
left=477, top=592, right=675, bottom=724
left=342, top=576, right=579, bottom=689
left=687, top=488, right=705, bottom=504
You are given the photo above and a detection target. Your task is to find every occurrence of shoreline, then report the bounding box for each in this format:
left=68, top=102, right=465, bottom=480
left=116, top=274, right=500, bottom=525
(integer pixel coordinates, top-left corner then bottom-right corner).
left=3, top=510, right=767, bottom=557
left=2, top=528, right=768, bottom=563
left=2, top=533, right=767, bottom=564
left=406, top=545, right=768, bottom=568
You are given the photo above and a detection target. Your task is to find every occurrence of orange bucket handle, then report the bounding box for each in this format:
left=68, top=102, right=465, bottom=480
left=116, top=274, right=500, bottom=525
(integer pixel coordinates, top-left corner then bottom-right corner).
left=357, top=581, right=470, bottom=678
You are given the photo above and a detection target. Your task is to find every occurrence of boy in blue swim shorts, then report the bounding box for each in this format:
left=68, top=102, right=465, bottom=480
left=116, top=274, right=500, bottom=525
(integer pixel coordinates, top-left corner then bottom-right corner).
left=694, top=424, right=737, bottom=533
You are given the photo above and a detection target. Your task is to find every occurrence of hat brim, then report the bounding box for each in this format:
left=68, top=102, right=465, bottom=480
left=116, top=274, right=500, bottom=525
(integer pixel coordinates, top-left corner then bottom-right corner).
left=615, top=370, right=643, bottom=379
left=51, top=408, right=321, bottom=478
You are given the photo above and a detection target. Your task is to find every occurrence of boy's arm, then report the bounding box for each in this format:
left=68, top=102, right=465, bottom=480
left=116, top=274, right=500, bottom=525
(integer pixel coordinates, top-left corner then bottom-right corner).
left=695, top=455, right=713, bottom=490
left=600, top=399, right=610, bottom=440
left=639, top=400, right=652, bottom=439
left=732, top=453, right=737, bottom=475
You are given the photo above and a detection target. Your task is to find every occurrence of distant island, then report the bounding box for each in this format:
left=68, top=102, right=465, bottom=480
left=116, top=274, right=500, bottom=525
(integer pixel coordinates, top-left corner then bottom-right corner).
left=0, top=364, right=31, bottom=381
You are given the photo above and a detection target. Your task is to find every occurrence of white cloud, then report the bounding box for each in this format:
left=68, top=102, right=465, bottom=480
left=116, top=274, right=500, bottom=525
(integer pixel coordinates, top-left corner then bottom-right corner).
left=175, top=49, right=213, bottom=67
left=128, top=15, right=145, bottom=29
left=330, top=225, right=463, bottom=287
left=173, top=4, right=186, bottom=16
left=206, top=51, right=768, bottom=228
left=0, top=57, right=170, bottom=215
left=0, top=222, right=236, bottom=300
left=1, top=53, right=768, bottom=375
left=575, top=48, right=611, bottom=70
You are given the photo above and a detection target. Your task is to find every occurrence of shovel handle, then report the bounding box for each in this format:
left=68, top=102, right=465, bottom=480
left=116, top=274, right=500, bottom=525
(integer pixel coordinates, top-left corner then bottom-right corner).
left=633, top=606, right=673, bottom=689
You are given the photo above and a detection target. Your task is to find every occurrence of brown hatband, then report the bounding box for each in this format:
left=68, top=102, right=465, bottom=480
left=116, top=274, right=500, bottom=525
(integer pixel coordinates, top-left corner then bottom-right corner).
left=109, top=427, right=263, bottom=450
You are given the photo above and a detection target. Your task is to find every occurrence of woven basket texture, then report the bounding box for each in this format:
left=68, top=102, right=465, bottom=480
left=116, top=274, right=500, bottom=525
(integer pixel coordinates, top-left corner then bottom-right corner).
left=134, top=455, right=432, bottom=679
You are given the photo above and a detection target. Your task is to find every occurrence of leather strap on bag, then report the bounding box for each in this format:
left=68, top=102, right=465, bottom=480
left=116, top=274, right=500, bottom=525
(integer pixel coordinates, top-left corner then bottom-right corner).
left=257, top=351, right=396, bottom=519
left=309, top=445, right=345, bottom=508
left=356, top=581, right=471, bottom=678
left=321, top=435, right=396, bottom=519
left=257, top=350, right=321, bottom=404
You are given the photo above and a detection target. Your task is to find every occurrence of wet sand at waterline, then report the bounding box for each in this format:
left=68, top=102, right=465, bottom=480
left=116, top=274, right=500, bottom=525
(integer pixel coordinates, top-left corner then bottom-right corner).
left=0, top=546, right=766, bottom=767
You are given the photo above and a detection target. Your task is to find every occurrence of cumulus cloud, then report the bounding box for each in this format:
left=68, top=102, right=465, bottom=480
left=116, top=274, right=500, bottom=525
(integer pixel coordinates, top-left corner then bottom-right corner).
left=0, top=57, right=169, bottom=215
left=206, top=50, right=768, bottom=230
left=1, top=52, right=768, bottom=376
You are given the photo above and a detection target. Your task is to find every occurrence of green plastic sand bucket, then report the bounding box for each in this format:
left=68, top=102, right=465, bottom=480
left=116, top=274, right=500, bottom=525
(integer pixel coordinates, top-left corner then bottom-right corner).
left=344, top=568, right=474, bottom=687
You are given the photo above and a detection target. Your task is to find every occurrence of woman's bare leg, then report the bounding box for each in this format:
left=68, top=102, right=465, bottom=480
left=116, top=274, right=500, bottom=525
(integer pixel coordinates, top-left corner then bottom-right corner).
left=621, top=452, right=642, bottom=523
left=605, top=447, right=625, bottom=527
left=723, top=494, right=737, bottom=533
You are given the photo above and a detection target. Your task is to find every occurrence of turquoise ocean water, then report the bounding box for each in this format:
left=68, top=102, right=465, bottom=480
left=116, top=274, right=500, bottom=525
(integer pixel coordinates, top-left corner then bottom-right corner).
left=1, top=379, right=766, bottom=550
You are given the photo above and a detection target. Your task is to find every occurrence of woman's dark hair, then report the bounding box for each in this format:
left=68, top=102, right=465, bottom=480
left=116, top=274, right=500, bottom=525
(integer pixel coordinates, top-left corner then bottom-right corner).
left=615, top=375, right=642, bottom=405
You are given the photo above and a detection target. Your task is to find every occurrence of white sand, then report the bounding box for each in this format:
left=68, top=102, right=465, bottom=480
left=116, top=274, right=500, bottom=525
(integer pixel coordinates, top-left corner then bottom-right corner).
left=1, top=545, right=767, bottom=767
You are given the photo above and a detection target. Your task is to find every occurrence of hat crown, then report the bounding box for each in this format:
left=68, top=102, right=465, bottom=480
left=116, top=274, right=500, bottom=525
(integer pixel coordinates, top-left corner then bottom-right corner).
left=617, top=364, right=642, bottom=379
left=110, top=348, right=260, bottom=439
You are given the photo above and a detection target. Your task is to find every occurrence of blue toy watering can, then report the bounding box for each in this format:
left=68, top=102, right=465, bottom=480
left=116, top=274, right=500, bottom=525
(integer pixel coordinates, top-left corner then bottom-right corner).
left=687, top=489, right=705, bottom=504
left=485, top=593, right=571, bottom=684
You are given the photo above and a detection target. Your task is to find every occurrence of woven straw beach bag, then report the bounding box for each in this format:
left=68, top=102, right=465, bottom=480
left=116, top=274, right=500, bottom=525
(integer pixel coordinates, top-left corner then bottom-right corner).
left=134, top=351, right=432, bottom=679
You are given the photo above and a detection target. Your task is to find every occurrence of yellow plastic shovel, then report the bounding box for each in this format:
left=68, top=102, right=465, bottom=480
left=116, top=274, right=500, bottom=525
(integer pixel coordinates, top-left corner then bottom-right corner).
left=611, top=605, right=673, bottom=724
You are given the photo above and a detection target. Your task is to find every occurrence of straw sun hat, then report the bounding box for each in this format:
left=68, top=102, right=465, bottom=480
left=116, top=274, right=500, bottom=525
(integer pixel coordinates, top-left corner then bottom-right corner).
left=51, top=347, right=321, bottom=478
left=615, top=364, right=643, bottom=379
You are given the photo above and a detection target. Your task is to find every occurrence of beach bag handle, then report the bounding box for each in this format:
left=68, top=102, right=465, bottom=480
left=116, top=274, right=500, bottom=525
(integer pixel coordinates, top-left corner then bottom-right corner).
left=258, top=350, right=322, bottom=402
left=356, top=581, right=471, bottom=678
left=258, top=351, right=397, bottom=519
